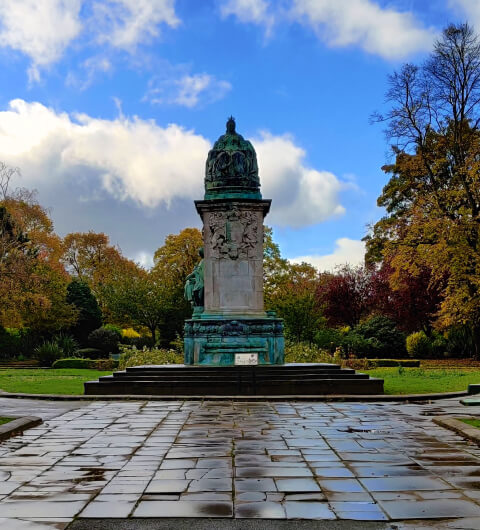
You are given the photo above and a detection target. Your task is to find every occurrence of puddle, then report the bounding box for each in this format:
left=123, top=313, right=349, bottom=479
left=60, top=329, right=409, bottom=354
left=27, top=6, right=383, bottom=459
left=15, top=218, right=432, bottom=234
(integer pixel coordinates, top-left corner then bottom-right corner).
left=73, top=467, right=109, bottom=482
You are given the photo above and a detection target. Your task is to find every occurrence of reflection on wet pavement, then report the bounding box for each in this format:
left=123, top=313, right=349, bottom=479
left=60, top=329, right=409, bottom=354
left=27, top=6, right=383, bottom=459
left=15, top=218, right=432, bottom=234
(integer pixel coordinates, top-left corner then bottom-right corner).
left=0, top=398, right=480, bottom=528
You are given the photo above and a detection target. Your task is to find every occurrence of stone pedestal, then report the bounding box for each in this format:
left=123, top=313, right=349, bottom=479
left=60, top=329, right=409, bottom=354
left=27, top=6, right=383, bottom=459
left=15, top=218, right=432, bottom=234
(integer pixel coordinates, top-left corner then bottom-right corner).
left=184, top=199, right=284, bottom=366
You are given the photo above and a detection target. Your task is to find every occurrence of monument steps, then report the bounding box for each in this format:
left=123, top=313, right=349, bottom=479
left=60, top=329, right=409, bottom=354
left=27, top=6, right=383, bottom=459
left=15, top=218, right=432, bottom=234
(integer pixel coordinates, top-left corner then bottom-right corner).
left=85, top=363, right=383, bottom=396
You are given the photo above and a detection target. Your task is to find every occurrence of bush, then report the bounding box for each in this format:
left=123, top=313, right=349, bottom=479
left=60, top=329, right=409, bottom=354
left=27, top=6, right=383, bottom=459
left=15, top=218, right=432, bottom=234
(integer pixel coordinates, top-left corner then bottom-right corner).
left=52, top=358, right=91, bottom=369
left=121, top=327, right=140, bottom=339
left=88, top=327, right=121, bottom=355
left=355, top=316, right=406, bottom=358
left=118, top=345, right=182, bottom=369
left=52, top=357, right=118, bottom=370
left=339, top=331, right=379, bottom=358
left=76, top=347, right=104, bottom=359
left=432, top=331, right=448, bottom=357
left=53, top=333, right=79, bottom=357
left=445, top=326, right=474, bottom=358
left=314, top=328, right=341, bottom=352
left=284, top=342, right=341, bottom=364
left=371, top=359, right=420, bottom=367
left=0, top=326, right=20, bottom=360
left=406, top=331, right=432, bottom=358
left=34, top=341, right=63, bottom=367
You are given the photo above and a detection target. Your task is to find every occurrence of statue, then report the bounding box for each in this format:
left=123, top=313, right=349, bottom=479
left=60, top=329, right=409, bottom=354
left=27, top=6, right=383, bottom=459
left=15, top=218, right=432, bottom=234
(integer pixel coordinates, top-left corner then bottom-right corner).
left=185, top=248, right=204, bottom=313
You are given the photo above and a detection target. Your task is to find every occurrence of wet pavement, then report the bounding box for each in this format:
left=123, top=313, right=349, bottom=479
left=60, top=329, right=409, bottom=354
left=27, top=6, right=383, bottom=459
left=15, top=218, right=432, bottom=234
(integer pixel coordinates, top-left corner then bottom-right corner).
left=0, top=398, right=480, bottom=528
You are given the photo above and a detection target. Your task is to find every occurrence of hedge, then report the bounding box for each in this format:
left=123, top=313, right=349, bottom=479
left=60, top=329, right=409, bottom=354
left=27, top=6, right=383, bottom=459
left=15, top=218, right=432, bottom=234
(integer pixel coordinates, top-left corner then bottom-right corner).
left=52, top=358, right=118, bottom=370
left=370, top=359, right=420, bottom=367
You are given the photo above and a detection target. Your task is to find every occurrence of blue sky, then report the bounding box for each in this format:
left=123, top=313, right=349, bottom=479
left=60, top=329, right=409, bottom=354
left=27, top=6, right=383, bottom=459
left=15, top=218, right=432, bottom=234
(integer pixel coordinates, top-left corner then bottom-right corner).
left=0, top=0, right=474, bottom=269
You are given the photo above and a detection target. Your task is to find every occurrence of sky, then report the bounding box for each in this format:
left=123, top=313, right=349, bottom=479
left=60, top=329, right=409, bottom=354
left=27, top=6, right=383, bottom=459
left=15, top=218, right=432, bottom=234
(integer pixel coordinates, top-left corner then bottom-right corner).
left=0, top=0, right=475, bottom=270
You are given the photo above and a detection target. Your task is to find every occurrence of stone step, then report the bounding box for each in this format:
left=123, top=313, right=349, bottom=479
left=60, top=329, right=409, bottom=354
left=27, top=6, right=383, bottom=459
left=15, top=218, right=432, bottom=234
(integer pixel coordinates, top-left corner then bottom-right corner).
left=106, top=373, right=367, bottom=382
left=85, top=376, right=383, bottom=396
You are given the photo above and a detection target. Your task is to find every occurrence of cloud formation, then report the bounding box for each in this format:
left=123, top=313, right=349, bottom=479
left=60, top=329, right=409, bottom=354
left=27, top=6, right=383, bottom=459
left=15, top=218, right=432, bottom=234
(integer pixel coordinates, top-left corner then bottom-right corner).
left=291, top=238, right=365, bottom=271
left=451, top=1, right=480, bottom=30
left=291, top=0, right=436, bottom=59
left=0, top=0, right=180, bottom=80
left=146, top=72, right=232, bottom=108
left=220, top=0, right=275, bottom=33
left=0, top=0, right=83, bottom=81
left=255, top=132, right=345, bottom=227
left=0, top=99, right=345, bottom=229
left=220, top=0, right=435, bottom=60
left=92, top=0, right=180, bottom=50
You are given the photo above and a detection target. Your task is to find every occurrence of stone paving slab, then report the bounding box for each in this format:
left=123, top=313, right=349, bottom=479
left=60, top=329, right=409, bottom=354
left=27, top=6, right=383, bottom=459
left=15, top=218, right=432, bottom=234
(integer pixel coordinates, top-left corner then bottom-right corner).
left=1, top=398, right=480, bottom=528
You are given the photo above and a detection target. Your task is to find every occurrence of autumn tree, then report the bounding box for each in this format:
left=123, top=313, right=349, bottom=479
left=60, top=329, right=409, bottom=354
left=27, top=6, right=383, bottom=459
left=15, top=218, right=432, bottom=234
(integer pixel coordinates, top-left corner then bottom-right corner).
left=0, top=166, right=76, bottom=332
left=317, top=265, right=373, bottom=328
left=367, top=23, right=480, bottom=355
left=62, top=231, right=138, bottom=313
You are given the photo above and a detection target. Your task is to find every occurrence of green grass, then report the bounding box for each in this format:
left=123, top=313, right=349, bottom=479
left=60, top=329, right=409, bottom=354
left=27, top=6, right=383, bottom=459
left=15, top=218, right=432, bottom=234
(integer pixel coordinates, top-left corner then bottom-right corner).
left=1, top=367, right=479, bottom=396
left=365, top=367, right=480, bottom=394
left=0, top=369, right=112, bottom=395
left=0, top=417, right=12, bottom=425
left=460, top=418, right=480, bottom=429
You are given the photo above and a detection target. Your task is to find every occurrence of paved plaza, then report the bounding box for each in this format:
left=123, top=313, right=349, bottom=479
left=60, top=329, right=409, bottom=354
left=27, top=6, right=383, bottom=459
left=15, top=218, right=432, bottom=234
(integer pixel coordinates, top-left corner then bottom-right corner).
left=1, top=397, right=480, bottom=529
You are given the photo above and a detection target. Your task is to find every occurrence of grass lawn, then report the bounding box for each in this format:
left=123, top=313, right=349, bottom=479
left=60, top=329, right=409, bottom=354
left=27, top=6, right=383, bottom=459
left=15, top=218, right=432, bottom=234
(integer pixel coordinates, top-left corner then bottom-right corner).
left=365, top=367, right=480, bottom=395
left=0, top=417, right=12, bottom=425
left=460, top=418, right=480, bottom=429
left=0, top=369, right=112, bottom=395
left=0, top=367, right=479, bottom=396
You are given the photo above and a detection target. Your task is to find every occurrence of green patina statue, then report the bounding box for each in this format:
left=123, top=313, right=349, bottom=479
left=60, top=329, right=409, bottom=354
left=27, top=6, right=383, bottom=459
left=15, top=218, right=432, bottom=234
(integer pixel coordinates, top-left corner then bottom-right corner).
left=184, top=248, right=204, bottom=313
left=204, top=116, right=261, bottom=200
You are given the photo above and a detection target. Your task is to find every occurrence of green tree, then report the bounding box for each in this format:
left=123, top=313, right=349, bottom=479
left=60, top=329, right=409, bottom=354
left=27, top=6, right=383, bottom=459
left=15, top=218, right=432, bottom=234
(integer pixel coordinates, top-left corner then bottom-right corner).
left=66, top=279, right=102, bottom=345
left=101, top=266, right=170, bottom=344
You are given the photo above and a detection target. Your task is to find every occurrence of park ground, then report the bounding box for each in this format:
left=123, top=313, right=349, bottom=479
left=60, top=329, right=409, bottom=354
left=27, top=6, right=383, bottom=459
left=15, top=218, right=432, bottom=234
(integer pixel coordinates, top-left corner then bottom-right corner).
left=1, top=361, right=480, bottom=395
left=1, top=396, right=480, bottom=528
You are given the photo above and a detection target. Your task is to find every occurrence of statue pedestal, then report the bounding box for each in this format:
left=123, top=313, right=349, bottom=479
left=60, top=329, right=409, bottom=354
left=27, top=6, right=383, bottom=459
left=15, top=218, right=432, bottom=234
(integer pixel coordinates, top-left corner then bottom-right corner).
left=184, top=314, right=284, bottom=366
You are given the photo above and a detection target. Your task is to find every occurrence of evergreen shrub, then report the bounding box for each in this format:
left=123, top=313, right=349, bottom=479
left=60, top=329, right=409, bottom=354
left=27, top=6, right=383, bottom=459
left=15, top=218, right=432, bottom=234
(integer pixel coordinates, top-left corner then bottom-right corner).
left=406, top=331, right=432, bottom=358
left=88, top=327, right=121, bottom=354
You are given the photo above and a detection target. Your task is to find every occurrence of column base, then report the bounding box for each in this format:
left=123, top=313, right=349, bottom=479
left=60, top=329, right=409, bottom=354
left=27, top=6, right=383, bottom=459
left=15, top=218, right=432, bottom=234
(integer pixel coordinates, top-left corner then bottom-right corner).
left=184, top=316, right=284, bottom=366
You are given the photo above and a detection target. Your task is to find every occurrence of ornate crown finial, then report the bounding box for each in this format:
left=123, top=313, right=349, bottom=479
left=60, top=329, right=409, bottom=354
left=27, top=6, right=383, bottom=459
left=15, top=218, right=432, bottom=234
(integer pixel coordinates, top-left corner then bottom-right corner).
left=226, top=116, right=236, bottom=134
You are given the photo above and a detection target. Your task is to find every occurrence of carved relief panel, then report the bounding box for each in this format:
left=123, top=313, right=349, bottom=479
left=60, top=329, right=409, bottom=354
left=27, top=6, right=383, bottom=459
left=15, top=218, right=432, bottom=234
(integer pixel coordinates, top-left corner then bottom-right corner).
left=206, top=208, right=261, bottom=260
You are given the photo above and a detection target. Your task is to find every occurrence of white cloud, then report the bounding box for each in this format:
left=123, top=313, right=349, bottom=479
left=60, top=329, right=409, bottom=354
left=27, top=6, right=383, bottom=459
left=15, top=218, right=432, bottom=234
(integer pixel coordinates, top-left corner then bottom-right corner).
left=135, top=251, right=154, bottom=268
left=66, top=55, right=113, bottom=91
left=0, top=0, right=181, bottom=80
left=0, top=100, right=345, bottom=228
left=291, top=238, right=365, bottom=271
left=92, top=0, right=180, bottom=50
left=146, top=72, right=232, bottom=108
left=254, top=132, right=345, bottom=227
left=0, top=99, right=209, bottom=208
left=220, top=0, right=275, bottom=32
left=291, top=0, right=435, bottom=60
left=450, top=1, right=480, bottom=29
left=0, top=0, right=82, bottom=81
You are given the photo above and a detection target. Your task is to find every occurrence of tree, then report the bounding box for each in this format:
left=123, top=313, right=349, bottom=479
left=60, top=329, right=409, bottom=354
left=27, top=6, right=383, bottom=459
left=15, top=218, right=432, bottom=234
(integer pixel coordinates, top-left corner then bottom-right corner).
left=0, top=167, right=75, bottom=332
left=151, top=228, right=203, bottom=344
left=367, top=24, right=480, bottom=355
left=369, top=262, right=445, bottom=334
left=317, top=265, right=373, bottom=328
left=66, top=279, right=102, bottom=344
left=266, top=261, right=323, bottom=342
left=101, top=265, right=170, bottom=343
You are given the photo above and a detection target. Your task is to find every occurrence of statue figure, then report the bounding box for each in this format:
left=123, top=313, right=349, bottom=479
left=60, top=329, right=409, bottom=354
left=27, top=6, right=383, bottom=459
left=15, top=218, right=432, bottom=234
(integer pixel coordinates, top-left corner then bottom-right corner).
left=185, top=248, right=204, bottom=312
